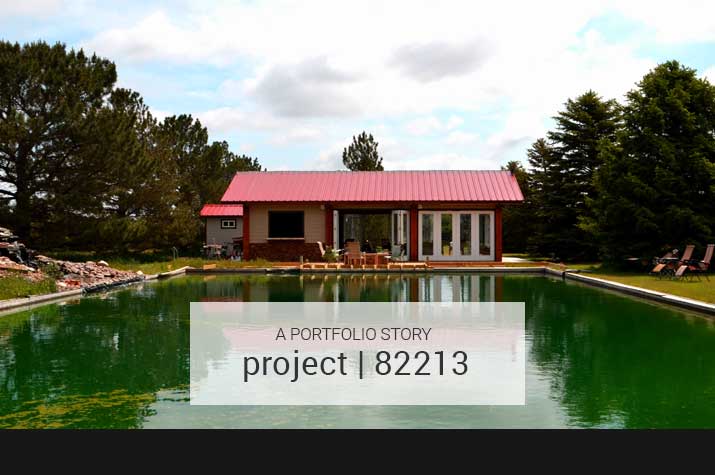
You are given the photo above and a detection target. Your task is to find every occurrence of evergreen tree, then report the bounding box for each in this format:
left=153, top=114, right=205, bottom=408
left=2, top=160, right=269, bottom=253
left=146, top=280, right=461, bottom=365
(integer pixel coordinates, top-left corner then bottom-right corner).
left=525, top=138, right=562, bottom=257
left=342, top=132, right=384, bottom=171
left=526, top=91, right=619, bottom=260
left=0, top=41, right=116, bottom=244
left=0, top=41, right=265, bottom=252
left=501, top=160, right=533, bottom=253
left=585, top=61, right=715, bottom=262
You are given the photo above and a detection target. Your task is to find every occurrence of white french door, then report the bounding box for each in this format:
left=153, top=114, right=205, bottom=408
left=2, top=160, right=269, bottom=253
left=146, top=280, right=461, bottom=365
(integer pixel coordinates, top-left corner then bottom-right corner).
left=391, top=210, right=409, bottom=260
left=418, top=211, right=494, bottom=261
left=332, top=210, right=339, bottom=250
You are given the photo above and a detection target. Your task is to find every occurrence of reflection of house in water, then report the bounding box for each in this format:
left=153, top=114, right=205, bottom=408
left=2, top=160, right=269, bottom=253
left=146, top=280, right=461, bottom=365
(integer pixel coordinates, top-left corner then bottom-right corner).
left=419, top=274, right=498, bottom=302
left=200, top=274, right=503, bottom=303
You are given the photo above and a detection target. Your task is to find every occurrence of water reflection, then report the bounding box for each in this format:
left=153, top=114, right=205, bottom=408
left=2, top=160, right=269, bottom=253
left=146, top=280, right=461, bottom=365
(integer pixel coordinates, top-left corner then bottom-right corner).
left=207, top=273, right=500, bottom=303
left=1, top=273, right=715, bottom=428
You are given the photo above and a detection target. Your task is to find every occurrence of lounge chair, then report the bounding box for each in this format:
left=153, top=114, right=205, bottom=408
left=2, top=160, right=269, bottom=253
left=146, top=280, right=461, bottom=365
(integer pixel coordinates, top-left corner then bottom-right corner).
left=651, top=245, right=694, bottom=278
left=650, top=250, right=676, bottom=277
left=679, top=245, right=695, bottom=265
left=675, top=244, right=713, bottom=281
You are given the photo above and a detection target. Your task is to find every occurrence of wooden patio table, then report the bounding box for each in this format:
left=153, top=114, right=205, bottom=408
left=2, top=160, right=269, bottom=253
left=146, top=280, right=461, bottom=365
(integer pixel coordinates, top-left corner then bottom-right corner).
left=364, top=252, right=390, bottom=266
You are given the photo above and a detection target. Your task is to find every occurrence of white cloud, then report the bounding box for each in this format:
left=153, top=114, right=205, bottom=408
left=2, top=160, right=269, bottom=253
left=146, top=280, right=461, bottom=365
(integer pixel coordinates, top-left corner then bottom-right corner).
left=404, top=116, right=443, bottom=136
left=702, top=66, right=715, bottom=84
left=389, top=38, right=491, bottom=82
left=196, top=107, right=279, bottom=134
left=150, top=108, right=172, bottom=121
left=446, top=115, right=464, bottom=129
left=404, top=115, right=467, bottom=136
left=72, top=0, right=715, bottom=170
left=446, top=131, right=478, bottom=145
left=613, top=0, right=715, bottom=44
left=271, top=127, right=323, bottom=145
left=0, top=0, right=63, bottom=16
left=384, top=153, right=496, bottom=171
left=249, top=57, right=361, bottom=117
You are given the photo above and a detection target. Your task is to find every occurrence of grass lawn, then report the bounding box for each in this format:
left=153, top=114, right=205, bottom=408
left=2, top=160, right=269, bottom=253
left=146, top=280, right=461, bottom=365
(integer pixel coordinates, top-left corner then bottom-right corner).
left=510, top=257, right=715, bottom=304
left=0, top=275, right=57, bottom=301
left=560, top=262, right=715, bottom=304
left=585, top=271, right=715, bottom=304
left=105, top=257, right=276, bottom=275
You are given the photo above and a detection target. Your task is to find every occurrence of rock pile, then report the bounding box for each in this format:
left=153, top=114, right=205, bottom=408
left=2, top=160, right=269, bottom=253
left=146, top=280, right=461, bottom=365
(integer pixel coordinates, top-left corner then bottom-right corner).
left=34, top=256, right=144, bottom=292
left=0, top=256, right=35, bottom=273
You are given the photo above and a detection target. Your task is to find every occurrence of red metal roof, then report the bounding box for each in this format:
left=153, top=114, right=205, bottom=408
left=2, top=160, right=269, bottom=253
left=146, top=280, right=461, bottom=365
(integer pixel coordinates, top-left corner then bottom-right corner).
left=200, top=204, right=244, bottom=217
left=221, top=171, right=524, bottom=203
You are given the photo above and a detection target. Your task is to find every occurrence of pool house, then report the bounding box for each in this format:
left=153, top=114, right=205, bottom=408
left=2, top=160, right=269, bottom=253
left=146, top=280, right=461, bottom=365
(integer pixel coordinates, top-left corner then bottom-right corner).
left=217, top=170, right=524, bottom=263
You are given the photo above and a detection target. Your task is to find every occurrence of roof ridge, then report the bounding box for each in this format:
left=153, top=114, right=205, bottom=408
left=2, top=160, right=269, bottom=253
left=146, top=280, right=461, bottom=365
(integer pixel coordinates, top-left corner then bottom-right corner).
left=220, top=170, right=523, bottom=202
left=233, top=169, right=510, bottom=174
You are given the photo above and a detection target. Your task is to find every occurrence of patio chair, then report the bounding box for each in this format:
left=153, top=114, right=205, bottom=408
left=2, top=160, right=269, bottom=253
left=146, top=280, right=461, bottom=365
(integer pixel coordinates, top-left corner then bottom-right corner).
left=651, top=245, right=693, bottom=278
left=307, top=241, right=343, bottom=269
left=679, top=245, right=695, bottom=265
left=650, top=250, right=675, bottom=276
left=385, top=243, right=407, bottom=269
left=675, top=244, right=713, bottom=281
left=343, top=241, right=365, bottom=268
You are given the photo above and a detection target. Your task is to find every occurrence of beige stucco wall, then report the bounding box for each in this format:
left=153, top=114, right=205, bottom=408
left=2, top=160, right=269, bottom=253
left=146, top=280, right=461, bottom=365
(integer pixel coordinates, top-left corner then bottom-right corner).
left=205, top=217, right=243, bottom=246
left=249, top=204, right=325, bottom=244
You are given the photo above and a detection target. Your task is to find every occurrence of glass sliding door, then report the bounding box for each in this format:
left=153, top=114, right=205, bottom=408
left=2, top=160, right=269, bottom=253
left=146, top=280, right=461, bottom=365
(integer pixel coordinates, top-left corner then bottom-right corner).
left=441, top=214, right=453, bottom=256
left=459, top=214, right=472, bottom=256
left=419, top=210, right=494, bottom=261
left=391, top=210, right=409, bottom=260
left=420, top=213, right=434, bottom=257
left=479, top=213, right=491, bottom=257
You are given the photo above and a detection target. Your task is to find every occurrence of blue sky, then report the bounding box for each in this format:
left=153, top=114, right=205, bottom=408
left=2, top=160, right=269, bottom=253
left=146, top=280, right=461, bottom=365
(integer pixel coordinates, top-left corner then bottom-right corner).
left=2, top=0, right=715, bottom=171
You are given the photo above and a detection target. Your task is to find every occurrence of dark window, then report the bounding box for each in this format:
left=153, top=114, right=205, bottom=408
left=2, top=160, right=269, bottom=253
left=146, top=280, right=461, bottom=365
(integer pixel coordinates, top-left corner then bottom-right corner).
left=268, top=211, right=304, bottom=238
left=220, top=219, right=236, bottom=229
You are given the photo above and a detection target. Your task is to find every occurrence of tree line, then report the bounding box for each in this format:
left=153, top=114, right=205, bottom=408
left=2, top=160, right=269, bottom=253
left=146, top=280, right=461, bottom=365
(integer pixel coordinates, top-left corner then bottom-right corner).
left=0, top=41, right=262, bottom=253
left=3, top=41, right=713, bottom=262
left=503, top=60, right=715, bottom=264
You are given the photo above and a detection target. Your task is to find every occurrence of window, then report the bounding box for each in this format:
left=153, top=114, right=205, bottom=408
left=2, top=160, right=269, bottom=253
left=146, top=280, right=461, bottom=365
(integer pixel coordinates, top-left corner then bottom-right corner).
left=268, top=211, right=304, bottom=238
left=220, top=219, right=236, bottom=229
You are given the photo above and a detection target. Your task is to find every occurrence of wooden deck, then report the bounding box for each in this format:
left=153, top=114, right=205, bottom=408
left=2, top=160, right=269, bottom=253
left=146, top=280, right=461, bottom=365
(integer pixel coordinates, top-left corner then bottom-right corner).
left=298, top=260, right=546, bottom=271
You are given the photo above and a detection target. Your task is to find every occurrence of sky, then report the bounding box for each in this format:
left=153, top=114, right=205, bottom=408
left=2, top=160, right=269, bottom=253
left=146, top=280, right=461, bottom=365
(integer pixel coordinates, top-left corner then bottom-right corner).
left=2, top=0, right=715, bottom=171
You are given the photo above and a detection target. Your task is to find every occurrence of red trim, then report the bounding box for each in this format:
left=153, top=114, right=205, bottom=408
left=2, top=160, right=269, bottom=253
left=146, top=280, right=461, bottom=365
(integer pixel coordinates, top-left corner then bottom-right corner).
left=242, top=204, right=250, bottom=260
left=409, top=206, right=418, bottom=261
left=200, top=203, right=243, bottom=217
left=325, top=205, right=333, bottom=249
left=495, top=207, right=503, bottom=262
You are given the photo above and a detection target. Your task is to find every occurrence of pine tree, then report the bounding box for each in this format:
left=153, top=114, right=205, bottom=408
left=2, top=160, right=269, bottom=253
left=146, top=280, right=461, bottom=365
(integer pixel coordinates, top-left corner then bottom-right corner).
left=342, top=132, right=384, bottom=171
left=0, top=41, right=266, bottom=252
left=585, top=61, right=715, bottom=262
left=0, top=41, right=117, bottom=244
left=525, top=138, right=561, bottom=257
left=525, top=92, right=619, bottom=260
left=501, top=160, right=533, bottom=253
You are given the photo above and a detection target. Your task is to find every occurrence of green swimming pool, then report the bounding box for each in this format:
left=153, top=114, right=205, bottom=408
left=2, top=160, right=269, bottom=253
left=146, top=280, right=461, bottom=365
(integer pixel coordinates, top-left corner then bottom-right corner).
left=1, top=273, right=714, bottom=428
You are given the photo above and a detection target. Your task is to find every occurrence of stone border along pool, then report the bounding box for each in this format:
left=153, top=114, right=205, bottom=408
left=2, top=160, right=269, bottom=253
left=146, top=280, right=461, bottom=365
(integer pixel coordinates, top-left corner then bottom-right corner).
left=1, top=265, right=713, bottom=317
